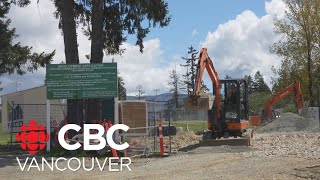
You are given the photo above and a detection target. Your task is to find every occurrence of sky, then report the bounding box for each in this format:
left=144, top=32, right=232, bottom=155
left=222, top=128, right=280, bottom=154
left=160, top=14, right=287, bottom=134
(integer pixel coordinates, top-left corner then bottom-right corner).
left=1, top=0, right=287, bottom=96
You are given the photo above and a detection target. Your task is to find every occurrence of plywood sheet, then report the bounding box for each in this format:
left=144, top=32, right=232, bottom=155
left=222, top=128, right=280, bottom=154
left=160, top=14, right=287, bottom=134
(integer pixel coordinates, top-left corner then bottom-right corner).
left=120, top=101, right=147, bottom=135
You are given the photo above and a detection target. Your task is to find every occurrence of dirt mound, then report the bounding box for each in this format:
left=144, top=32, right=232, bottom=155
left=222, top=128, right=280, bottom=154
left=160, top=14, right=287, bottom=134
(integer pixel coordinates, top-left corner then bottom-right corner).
left=256, top=112, right=318, bottom=133
left=127, top=131, right=201, bottom=155
left=169, top=131, right=201, bottom=149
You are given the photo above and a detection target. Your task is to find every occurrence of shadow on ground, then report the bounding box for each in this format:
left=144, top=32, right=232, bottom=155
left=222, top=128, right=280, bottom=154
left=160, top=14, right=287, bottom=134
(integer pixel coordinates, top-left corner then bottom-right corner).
left=179, top=144, right=201, bottom=152
left=294, top=165, right=320, bottom=179
left=0, top=145, right=30, bottom=168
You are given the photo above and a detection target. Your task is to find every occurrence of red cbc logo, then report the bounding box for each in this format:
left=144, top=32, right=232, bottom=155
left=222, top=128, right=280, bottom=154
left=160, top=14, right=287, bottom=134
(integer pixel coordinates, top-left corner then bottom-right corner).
left=16, top=120, right=50, bottom=155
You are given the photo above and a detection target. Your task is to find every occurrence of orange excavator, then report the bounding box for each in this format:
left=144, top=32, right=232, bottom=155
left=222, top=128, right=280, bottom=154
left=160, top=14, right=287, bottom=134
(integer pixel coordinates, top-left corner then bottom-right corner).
left=262, top=81, right=304, bottom=121
left=190, top=48, right=250, bottom=142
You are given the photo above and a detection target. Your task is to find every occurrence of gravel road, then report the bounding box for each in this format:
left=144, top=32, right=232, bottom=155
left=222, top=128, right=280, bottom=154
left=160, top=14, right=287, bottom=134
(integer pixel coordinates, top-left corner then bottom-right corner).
left=0, top=113, right=319, bottom=179
left=1, top=135, right=319, bottom=180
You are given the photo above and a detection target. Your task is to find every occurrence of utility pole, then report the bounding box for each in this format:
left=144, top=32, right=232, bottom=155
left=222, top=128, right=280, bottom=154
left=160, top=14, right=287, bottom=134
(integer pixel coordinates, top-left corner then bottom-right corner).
left=153, top=88, right=160, bottom=118
left=318, top=89, right=320, bottom=128
left=153, top=89, right=159, bottom=100
left=0, top=81, right=3, bottom=91
left=1, top=81, right=21, bottom=92
left=153, top=88, right=159, bottom=152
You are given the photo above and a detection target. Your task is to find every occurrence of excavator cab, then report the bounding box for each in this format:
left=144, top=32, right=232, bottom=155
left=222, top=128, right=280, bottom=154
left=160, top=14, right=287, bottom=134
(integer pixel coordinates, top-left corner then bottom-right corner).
left=209, top=79, right=249, bottom=138
left=222, top=79, right=249, bottom=136
left=221, top=79, right=248, bottom=122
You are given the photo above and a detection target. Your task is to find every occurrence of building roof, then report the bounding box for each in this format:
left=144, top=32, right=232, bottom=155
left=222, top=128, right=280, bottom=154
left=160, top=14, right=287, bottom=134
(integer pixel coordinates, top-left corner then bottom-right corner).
left=0, top=85, right=45, bottom=98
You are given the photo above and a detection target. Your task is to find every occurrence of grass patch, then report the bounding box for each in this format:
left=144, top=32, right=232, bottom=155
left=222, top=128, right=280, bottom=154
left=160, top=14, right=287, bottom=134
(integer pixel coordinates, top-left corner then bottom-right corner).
left=163, top=120, right=207, bottom=133
left=0, top=123, right=11, bottom=145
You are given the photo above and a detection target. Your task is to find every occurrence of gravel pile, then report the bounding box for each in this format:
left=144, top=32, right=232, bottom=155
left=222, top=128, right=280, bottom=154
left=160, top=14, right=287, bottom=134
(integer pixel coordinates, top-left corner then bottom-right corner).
left=250, top=112, right=320, bottom=159
left=256, top=112, right=319, bottom=133
left=243, top=132, right=320, bottom=159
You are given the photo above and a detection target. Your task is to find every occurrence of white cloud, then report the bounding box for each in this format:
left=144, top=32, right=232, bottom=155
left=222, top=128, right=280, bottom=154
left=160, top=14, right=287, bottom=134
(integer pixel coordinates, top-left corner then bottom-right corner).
left=191, top=29, right=198, bottom=38
left=104, top=39, right=185, bottom=95
left=265, top=0, right=287, bottom=18
left=200, top=0, right=286, bottom=85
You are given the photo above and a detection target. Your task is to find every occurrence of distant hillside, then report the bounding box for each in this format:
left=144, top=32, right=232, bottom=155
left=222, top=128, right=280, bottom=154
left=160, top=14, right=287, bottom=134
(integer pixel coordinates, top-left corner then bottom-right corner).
left=126, top=93, right=188, bottom=111
left=127, top=93, right=187, bottom=102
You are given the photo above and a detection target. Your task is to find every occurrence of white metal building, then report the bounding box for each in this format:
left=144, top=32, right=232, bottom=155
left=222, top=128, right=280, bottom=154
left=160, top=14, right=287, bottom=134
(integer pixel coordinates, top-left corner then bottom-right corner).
left=1, top=86, right=66, bottom=133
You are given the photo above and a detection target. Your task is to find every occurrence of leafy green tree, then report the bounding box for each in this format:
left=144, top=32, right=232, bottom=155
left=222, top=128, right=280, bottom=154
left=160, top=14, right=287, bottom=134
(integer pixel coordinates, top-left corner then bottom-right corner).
left=271, top=0, right=320, bottom=106
left=0, top=0, right=55, bottom=75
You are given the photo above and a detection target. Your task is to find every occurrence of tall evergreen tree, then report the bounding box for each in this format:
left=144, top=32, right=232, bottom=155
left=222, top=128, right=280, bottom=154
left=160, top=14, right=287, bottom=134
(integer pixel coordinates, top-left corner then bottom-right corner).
left=181, top=46, right=209, bottom=95
left=168, top=68, right=184, bottom=108
left=252, top=71, right=271, bottom=93
left=51, top=0, right=171, bottom=126
left=181, top=46, right=198, bottom=95
left=200, top=81, right=209, bottom=93
left=118, top=75, right=126, bottom=101
left=52, top=0, right=83, bottom=133
left=0, top=1, right=55, bottom=75
left=136, top=84, right=145, bottom=100
left=225, top=74, right=232, bottom=79
left=244, top=75, right=253, bottom=94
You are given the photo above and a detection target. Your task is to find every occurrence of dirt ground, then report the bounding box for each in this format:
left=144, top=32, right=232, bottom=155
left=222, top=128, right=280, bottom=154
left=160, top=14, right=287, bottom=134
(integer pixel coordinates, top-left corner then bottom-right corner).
left=0, top=112, right=319, bottom=179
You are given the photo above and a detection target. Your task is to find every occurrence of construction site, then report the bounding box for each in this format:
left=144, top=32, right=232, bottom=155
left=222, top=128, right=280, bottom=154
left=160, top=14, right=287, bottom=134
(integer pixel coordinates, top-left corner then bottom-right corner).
left=1, top=0, right=320, bottom=179
left=0, top=47, right=319, bottom=179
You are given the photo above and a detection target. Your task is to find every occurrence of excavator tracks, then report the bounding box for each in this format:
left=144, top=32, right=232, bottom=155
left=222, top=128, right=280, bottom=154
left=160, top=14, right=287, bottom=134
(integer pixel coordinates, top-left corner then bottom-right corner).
left=199, top=137, right=251, bottom=146
left=200, top=129, right=253, bottom=146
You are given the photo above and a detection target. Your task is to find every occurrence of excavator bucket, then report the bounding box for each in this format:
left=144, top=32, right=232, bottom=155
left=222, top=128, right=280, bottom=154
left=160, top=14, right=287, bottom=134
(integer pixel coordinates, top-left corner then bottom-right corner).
left=183, top=95, right=214, bottom=111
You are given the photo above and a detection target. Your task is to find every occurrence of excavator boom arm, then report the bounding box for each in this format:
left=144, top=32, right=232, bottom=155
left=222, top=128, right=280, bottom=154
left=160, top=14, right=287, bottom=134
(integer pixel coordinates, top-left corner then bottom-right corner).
left=195, top=48, right=220, bottom=96
left=194, top=48, right=222, bottom=130
left=264, top=81, right=303, bottom=119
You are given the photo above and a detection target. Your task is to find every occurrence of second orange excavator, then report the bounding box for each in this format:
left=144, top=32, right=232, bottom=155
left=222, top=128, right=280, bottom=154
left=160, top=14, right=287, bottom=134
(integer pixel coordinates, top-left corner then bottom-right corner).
left=262, top=80, right=304, bottom=121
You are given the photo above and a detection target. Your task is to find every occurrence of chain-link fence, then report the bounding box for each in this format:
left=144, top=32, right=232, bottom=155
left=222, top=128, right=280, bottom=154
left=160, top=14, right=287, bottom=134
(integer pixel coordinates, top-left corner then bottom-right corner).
left=147, top=100, right=208, bottom=134
left=131, top=100, right=209, bottom=156
left=6, top=103, right=67, bottom=149
left=5, top=99, right=208, bottom=156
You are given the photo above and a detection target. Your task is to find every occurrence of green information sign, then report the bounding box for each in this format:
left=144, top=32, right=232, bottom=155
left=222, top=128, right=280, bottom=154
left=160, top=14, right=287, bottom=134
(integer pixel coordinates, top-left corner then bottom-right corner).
left=46, top=63, right=117, bottom=99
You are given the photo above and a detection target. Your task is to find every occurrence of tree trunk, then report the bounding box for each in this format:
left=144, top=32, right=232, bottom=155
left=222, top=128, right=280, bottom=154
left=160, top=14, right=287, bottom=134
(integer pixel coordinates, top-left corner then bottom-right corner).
left=87, top=0, right=105, bottom=123
left=61, top=0, right=79, bottom=64
left=91, top=0, right=104, bottom=63
left=307, top=51, right=314, bottom=106
left=60, top=0, right=82, bottom=138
